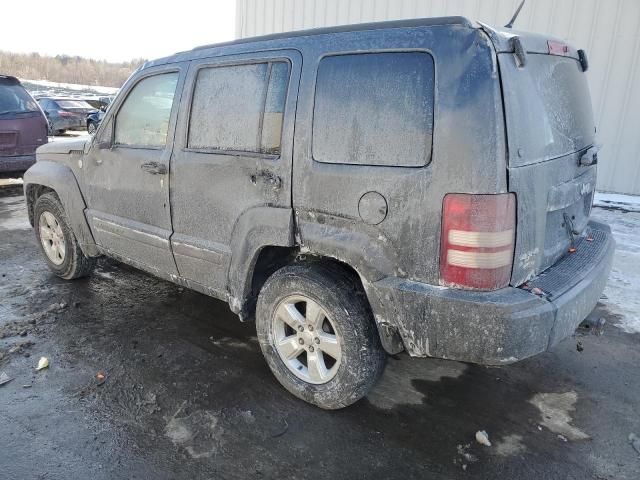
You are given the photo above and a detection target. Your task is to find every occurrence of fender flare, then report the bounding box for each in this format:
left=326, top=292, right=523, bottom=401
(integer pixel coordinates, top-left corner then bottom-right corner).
left=23, top=160, right=100, bottom=257
left=226, top=206, right=295, bottom=315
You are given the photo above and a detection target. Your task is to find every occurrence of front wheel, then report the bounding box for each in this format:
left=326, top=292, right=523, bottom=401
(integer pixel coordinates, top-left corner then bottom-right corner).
left=34, top=192, right=95, bottom=279
left=87, top=121, right=97, bottom=135
left=256, top=263, right=386, bottom=409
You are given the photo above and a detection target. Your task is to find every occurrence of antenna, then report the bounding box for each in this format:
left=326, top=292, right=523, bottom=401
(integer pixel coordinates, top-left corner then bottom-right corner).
left=505, top=0, right=526, bottom=28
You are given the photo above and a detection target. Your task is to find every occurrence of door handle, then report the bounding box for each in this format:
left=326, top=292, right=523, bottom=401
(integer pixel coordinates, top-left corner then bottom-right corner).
left=250, top=170, right=282, bottom=190
left=141, top=162, right=167, bottom=175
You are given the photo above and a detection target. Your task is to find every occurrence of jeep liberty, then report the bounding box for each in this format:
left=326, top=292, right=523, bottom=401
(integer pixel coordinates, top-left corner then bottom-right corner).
left=24, top=17, right=615, bottom=409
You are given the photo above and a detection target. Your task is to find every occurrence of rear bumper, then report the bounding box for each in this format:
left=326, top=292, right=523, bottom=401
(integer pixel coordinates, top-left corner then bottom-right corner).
left=0, top=154, right=36, bottom=173
left=368, top=221, right=615, bottom=364
left=52, top=117, right=85, bottom=131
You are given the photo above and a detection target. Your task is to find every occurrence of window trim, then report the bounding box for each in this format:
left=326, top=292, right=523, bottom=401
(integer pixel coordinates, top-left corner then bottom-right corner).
left=183, top=57, right=292, bottom=158
left=112, top=68, right=181, bottom=151
left=311, top=49, right=436, bottom=169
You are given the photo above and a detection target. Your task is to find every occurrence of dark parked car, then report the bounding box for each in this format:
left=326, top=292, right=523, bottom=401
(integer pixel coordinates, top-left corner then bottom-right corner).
left=24, top=17, right=614, bottom=409
left=37, top=97, right=97, bottom=135
left=84, top=96, right=114, bottom=111
left=86, top=109, right=105, bottom=134
left=0, top=75, right=48, bottom=174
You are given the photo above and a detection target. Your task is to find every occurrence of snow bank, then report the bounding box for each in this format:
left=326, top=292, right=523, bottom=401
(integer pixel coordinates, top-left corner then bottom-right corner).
left=21, top=79, right=119, bottom=95
left=592, top=207, right=640, bottom=334
left=594, top=192, right=640, bottom=213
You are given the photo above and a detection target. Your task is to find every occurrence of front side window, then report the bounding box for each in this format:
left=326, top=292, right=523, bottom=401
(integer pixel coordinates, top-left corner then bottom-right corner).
left=313, top=52, right=435, bottom=167
left=187, top=61, right=290, bottom=155
left=115, top=72, right=179, bottom=148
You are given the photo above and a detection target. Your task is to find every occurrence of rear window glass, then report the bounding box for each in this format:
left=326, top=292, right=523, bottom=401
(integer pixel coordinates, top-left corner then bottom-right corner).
left=0, top=83, right=40, bottom=115
left=55, top=100, right=94, bottom=109
left=312, top=52, right=435, bottom=167
left=500, top=55, right=595, bottom=166
left=188, top=61, right=290, bottom=155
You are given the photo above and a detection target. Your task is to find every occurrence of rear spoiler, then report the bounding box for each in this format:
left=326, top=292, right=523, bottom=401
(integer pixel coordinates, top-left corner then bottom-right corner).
left=478, top=22, right=589, bottom=71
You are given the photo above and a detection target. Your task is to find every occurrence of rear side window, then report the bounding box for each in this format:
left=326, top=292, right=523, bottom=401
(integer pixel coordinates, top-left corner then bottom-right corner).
left=115, top=72, right=179, bottom=148
left=56, top=100, right=94, bottom=109
left=187, top=61, right=290, bottom=155
left=313, top=52, right=435, bottom=167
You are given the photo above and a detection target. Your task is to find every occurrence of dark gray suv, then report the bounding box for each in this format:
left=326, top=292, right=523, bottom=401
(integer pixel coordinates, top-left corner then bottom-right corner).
left=23, top=17, right=614, bottom=408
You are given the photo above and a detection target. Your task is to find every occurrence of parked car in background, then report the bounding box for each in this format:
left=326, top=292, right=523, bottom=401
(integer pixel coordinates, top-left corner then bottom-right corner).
left=37, top=97, right=97, bottom=135
left=84, top=96, right=114, bottom=111
left=0, top=75, right=48, bottom=175
left=86, top=109, right=106, bottom=134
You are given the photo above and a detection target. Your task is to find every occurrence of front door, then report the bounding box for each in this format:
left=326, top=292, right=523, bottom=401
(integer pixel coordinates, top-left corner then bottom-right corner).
left=169, top=51, right=300, bottom=294
left=83, top=64, right=186, bottom=274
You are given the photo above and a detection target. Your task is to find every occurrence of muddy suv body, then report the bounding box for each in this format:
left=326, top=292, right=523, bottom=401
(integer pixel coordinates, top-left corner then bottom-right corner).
left=24, top=17, right=615, bottom=408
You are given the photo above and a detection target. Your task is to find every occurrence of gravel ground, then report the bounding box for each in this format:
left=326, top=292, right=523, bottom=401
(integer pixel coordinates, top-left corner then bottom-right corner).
left=1, top=181, right=639, bottom=479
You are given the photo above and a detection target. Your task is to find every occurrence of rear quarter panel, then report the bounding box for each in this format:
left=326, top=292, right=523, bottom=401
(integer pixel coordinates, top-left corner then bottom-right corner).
left=292, top=25, right=507, bottom=286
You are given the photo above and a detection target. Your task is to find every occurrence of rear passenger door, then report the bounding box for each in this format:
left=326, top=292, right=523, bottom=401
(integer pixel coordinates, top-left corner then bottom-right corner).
left=170, top=51, right=301, bottom=295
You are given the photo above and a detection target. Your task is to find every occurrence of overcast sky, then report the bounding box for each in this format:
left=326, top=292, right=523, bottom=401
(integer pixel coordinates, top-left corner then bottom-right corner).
left=1, top=0, right=237, bottom=62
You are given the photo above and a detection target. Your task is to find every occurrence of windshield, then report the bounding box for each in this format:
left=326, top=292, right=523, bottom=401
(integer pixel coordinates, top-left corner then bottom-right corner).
left=500, top=54, right=595, bottom=166
left=56, top=100, right=95, bottom=109
left=0, top=83, right=40, bottom=115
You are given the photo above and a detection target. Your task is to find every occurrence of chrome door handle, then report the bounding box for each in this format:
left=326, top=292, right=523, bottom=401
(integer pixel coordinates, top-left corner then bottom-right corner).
left=141, top=162, right=167, bottom=175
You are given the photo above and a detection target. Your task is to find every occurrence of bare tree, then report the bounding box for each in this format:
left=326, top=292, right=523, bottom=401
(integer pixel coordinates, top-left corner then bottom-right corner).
left=0, top=51, right=145, bottom=87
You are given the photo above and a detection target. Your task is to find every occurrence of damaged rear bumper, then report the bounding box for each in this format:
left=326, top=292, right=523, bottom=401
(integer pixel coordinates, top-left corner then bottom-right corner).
left=369, top=221, right=615, bottom=365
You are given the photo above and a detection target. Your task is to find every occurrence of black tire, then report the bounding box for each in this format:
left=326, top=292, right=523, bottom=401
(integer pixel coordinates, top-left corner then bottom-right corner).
left=33, top=192, right=95, bottom=280
left=87, top=121, right=97, bottom=135
left=256, top=263, right=386, bottom=409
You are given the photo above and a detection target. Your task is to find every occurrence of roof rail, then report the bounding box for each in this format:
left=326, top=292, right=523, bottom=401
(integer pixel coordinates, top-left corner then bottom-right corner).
left=190, top=16, right=473, bottom=53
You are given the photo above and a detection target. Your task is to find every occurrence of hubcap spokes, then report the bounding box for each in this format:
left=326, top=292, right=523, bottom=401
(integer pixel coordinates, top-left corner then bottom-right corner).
left=273, top=295, right=341, bottom=384
left=39, top=211, right=66, bottom=265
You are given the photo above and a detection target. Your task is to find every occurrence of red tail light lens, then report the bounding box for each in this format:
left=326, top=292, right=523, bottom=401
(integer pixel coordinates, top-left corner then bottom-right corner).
left=440, top=193, right=516, bottom=290
left=58, top=111, right=74, bottom=117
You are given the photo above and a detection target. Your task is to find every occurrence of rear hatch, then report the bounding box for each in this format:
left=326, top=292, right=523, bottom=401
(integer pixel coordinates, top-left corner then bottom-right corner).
left=484, top=26, right=597, bottom=286
left=0, top=76, right=48, bottom=156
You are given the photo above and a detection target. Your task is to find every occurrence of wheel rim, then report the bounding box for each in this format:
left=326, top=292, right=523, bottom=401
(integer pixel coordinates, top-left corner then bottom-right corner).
left=38, top=211, right=66, bottom=265
left=272, top=295, right=342, bottom=385
left=88, top=123, right=96, bottom=134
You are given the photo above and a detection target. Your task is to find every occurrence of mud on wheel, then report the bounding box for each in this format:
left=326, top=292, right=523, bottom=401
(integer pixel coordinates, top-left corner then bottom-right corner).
left=33, top=192, right=95, bottom=280
left=256, top=263, right=386, bottom=409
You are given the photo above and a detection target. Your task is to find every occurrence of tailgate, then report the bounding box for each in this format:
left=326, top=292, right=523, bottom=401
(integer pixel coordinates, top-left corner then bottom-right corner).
left=498, top=47, right=597, bottom=286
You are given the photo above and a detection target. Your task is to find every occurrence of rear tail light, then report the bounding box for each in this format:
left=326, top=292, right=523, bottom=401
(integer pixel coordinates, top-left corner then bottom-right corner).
left=440, top=193, right=516, bottom=290
left=58, top=111, right=74, bottom=117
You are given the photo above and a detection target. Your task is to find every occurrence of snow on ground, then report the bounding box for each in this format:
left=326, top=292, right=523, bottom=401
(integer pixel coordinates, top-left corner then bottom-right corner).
left=21, top=79, right=119, bottom=99
left=592, top=206, right=640, bottom=334
left=594, top=192, right=640, bottom=213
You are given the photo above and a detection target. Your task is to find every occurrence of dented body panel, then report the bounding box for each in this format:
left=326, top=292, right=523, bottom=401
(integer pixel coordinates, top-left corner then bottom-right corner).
left=23, top=16, right=614, bottom=365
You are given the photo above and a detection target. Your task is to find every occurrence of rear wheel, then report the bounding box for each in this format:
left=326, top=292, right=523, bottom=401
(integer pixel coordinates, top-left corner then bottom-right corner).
left=87, top=121, right=97, bottom=135
left=256, top=263, right=386, bottom=409
left=34, top=192, right=95, bottom=279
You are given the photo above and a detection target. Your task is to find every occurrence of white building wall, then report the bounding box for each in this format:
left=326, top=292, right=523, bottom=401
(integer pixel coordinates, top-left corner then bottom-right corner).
left=236, top=0, right=640, bottom=195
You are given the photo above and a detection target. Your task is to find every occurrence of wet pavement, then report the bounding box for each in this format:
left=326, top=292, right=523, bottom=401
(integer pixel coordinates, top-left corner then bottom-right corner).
left=1, top=181, right=639, bottom=479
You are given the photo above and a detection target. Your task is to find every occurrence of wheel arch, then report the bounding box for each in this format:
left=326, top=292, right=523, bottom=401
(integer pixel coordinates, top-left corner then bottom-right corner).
left=24, top=161, right=100, bottom=257
left=239, top=244, right=405, bottom=355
